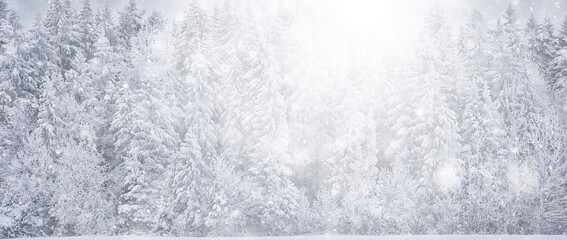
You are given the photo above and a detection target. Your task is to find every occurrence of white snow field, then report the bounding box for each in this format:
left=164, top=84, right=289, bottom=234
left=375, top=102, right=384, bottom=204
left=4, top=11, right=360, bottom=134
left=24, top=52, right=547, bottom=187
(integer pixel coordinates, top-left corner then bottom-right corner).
left=3, top=235, right=567, bottom=240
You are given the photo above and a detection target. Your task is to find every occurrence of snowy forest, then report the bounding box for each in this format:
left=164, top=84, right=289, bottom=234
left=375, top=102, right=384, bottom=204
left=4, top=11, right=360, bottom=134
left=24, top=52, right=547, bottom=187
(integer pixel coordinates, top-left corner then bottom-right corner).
left=1, top=0, right=567, bottom=237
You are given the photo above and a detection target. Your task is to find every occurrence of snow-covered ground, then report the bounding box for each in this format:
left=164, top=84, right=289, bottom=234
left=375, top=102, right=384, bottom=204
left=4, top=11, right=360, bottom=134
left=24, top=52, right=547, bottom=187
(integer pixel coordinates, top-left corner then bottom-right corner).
left=3, top=235, right=566, bottom=240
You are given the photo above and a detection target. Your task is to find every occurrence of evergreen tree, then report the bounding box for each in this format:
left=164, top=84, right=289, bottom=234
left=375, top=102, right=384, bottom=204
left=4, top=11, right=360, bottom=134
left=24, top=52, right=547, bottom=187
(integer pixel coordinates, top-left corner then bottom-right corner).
left=89, top=35, right=123, bottom=164
left=35, top=65, right=66, bottom=156
left=205, top=156, right=251, bottom=236
left=392, top=7, right=463, bottom=233
left=525, top=15, right=556, bottom=83
left=34, top=55, right=109, bottom=236
left=525, top=15, right=542, bottom=65
left=145, top=11, right=164, bottom=33
left=457, top=10, right=511, bottom=234
left=113, top=27, right=179, bottom=235
left=536, top=107, right=567, bottom=234
left=494, top=5, right=550, bottom=234
left=373, top=162, right=416, bottom=234
left=0, top=5, right=35, bottom=161
left=539, top=18, right=557, bottom=83
left=77, top=0, right=98, bottom=60
left=323, top=74, right=380, bottom=234
left=212, top=3, right=258, bottom=172
left=242, top=40, right=302, bottom=235
left=549, top=17, right=567, bottom=101
left=165, top=6, right=220, bottom=235
left=49, top=144, right=110, bottom=236
left=0, top=134, right=55, bottom=237
left=117, top=0, right=143, bottom=49
left=0, top=2, right=49, bottom=237
left=45, top=0, right=80, bottom=79
left=97, top=4, right=118, bottom=47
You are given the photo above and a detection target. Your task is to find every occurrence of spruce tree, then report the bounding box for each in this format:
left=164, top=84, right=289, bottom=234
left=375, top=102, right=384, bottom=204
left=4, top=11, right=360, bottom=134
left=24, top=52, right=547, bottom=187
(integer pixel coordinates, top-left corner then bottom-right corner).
left=165, top=5, right=220, bottom=235
left=242, top=40, right=302, bottom=235
left=77, top=0, right=97, bottom=60
left=45, top=0, right=80, bottom=79
left=457, top=10, right=511, bottom=234
left=401, top=7, right=462, bottom=233
left=117, top=0, right=143, bottom=49
left=113, top=29, right=180, bottom=234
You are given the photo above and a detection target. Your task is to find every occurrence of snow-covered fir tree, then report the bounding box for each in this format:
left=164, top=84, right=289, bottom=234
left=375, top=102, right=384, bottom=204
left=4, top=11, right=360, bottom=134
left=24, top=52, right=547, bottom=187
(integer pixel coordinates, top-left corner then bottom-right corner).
left=241, top=39, right=302, bottom=235
left=492, top=6, right=553, bottom=234
left=457, top=10, right=511, bottom=234
left=45, top=0, right=80, bottom=79
left=113, top=27, right=179, bottom=234
left=549, top=17, right=567, bottom=102
left=117, top=0, right=143, bottom=49
left=96, top=4, right=118, bottom=47
left=77, top=0, right=98, bottom=60
left=164, top=3, right=221, bottom=236
left=403, top=6, right=462, bottom=234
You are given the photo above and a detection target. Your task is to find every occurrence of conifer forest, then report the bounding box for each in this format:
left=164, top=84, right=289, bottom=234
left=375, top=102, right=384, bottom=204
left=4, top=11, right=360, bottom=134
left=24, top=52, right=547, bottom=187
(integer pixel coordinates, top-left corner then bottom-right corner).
left=1, top=0, right=567, bottom=238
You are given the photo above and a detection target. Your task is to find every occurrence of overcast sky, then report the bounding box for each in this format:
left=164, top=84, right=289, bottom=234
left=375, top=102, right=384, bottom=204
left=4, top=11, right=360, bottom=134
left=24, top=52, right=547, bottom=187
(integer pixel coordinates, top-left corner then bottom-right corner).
left=5, top=0, right=567, bottom=29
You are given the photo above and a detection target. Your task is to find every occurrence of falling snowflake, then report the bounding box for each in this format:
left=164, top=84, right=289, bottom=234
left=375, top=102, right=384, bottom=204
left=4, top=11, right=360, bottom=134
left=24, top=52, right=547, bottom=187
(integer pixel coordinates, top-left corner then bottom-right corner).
left=510, top=147, right=519, bottom=154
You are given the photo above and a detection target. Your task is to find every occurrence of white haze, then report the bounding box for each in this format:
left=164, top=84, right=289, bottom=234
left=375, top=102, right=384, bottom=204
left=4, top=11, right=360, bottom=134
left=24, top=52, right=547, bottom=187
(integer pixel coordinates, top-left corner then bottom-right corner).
left=2, top=0, right=567, bottom=238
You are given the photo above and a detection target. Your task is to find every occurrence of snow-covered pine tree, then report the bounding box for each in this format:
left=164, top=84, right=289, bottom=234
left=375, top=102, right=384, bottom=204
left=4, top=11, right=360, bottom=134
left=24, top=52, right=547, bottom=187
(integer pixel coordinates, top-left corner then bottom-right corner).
left=524, top=15, right=556, bottom=86
left=0, top=2, right=35, bottom=161
left=44, top=49, right=115, bottom=235
left=35, top=54, right=110, bottom=237
left=457, top=10, right=511, bottom=234
left=205, top=156, right=251, bottom=237
left=34, top=54, right=109, bottom=238
left=535, top=107, right=567, bottom=234
left=108, top=68, right=135, bottom=235
left=35, top=63, right=67, bottom=157
left=45, top=0, right=80, bottom=80
left=109, top=76, right=134, bottom=174
left=210, top=0, right=239, bottom=158
left=549, top=17, right=567, bottom=103
left=384, top=59, right=420, bottom=168
left=372, top=161, right=416, bottom=234
left=322, top=72, right=380, bottom=234
left=525, top=15, right=542, bottom=66
left=405, top=6, right=463, bottom=234
left=145, top=11, right=164, bottom=33
left=88, top=35, right=124, bottom=164
left=96, top=4, right=118, bottom=47
left=9, top=15, right=56, bottom=160
left=114, top=23, right=180, bottom=235
left=281, top=4, right=335, bottom=204
left=29, top=15, right=58, bottom=81
left=117, top=0, right=143, bottom=49
left=376, top=52, right=422, bottom=235
left=0, top=134, right=55, bottom=237
left=165, top=4, right=220, bottom=235
left=539, top=18, right=557, bottom=84
left=77, top=0, right=97, bottom=60
left=241, top=37, right=302, bottom=235
left=49, top=143, right=110, bottom=236
left=0, top=2, right=48, bottom=237
left=212, top=2, right=258, bottom=172
left=493, top=5, right=550, bottom=234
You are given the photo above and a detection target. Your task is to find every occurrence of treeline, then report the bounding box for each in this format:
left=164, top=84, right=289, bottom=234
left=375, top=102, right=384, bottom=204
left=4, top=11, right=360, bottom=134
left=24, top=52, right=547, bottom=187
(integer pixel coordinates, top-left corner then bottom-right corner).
left=1, top=0, right=567, bottom=237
